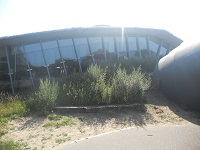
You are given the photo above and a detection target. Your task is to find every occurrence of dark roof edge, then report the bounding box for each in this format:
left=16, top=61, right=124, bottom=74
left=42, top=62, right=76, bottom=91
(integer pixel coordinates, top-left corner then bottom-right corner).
left=0, top=27, right=183, bottom=48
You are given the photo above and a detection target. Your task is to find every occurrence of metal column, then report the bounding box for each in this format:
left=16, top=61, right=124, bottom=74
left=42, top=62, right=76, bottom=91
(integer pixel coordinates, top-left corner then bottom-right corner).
left=101, top=36, right=107, bottom=61
left=146, top=35, right=151, bottom=57
left=114, top=36, right=119, bottom=60
left=5, top=45, right=14, bottom=94
left=156, top=39, right=163, bottom=58
left=72, top=37, right=82, bottom=72
left=136, top=35, right=141, bottom=58
left=22, top=42, right=35, bottom=89
left=125, top=36, right=130, bottom=58
left=40, top=40, right=51, bottom=78
left=86, top=37, right=95, bottom=64
left=56, top=38, right=67, bottom=76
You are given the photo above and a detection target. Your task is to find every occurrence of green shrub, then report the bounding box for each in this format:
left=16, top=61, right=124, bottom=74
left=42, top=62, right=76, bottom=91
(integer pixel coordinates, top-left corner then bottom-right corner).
left=111, top=67, right=151, bottom=104
left=59, top=64, right=151, bottom=106
left=27, top=78, right=59, bottom=115
left=0, top=140, right=21, bottom=150
left=0, top=93, right=27, bottom=137
left=59, top=64, right=110, bottom=106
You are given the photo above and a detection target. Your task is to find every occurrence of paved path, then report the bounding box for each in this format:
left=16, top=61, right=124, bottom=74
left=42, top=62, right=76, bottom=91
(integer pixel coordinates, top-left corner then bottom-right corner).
left=61, top=123, right=200, bottom=150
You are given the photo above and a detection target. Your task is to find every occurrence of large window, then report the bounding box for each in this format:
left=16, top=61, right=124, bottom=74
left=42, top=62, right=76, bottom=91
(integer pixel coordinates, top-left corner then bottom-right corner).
left=138, top=37, right=147, bottom=50
left=42, top=41, right=62, bottom=77
left=89, top=37, right=104, bottom=60
left=10, top=45, right=32, bottom=90
left=159, top=47, right=167, bottom=59
left=104, top=37, right=116, bottom=60
left=74, top=38, right=93, bottom=72
left=128, top=37, right=137, bottom=58
left=24, top=43, right=48, bottom=79
left=149, top=40, right=158, bottom=57
left=116, top=37, right=127, bottom=58
left=0, top=46, right=11, bottom=91
left=59, top=39, right=79, bottom=74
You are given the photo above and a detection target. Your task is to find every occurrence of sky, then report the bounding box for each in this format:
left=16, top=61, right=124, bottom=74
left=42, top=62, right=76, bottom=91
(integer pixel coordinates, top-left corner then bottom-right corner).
left=0, top=0, right=200, bottom=47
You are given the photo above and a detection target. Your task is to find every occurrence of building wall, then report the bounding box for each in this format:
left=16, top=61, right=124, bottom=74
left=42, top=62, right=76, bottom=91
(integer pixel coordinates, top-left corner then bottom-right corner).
left=0, top=32, right=172, bottom=93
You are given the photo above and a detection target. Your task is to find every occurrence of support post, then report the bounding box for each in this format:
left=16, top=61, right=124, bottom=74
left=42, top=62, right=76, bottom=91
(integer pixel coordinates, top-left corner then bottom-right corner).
left=114, top=36, right=119, bottom=60
left=5, top=45, right=14, bottom=94
left=72, top=37, right=82, bottom=72
left=40, top=39, right=51, bottom=78
left=136, top=35, right=141, bottom=58
left=86, top=37, right=95, bottom=64
left=146, top=35, right=151, bottom=57
left=56, top=38, right=67, bottom=76
left=101, top=36, right=107, bottom=61
left=22, top=42, right=35, bottom=89
left=125, top=36, right=129, bottom=58
left=156, top=39, right=163, bottom=58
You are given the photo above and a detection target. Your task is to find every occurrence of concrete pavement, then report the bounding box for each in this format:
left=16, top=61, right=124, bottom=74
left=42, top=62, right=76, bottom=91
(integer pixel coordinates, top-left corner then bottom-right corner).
left=61, top=123, right=200, bottom=150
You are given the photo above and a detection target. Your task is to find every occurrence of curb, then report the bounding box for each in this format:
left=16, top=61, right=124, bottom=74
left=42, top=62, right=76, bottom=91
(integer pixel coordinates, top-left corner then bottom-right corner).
left=54, top=103, right=145, bottom=113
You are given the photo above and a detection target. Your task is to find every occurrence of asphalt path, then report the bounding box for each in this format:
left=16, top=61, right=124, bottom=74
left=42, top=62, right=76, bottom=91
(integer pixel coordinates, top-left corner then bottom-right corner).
left=61, top=123, right=200, bottom=150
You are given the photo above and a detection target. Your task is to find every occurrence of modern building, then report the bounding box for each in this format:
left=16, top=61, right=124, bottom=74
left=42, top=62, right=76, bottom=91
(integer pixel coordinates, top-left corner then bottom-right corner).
left=0, top=27, right=183, bottom=93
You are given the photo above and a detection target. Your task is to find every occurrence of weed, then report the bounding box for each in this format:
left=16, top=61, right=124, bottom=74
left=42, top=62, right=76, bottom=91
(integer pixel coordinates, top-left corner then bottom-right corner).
left=42, top=135, right=52, bottom=141
left=43, top=117, right=76, bottom=128
left=55, top=138, right=66, bottom=144
left=0, top=93, right=27, bottom=138
left=0, top=139, right=21, bottom=150
left=78, top=116, right=85, bottom=122
left=47, top=113, right=62, bottom=121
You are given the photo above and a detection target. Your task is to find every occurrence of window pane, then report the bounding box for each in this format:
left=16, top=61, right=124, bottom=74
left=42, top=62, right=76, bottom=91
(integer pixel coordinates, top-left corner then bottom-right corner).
left=75, top=38, right=92, bottom=72
left=42, top=41, right=62, bottom=77
left=128, top=37, right=137, bottom=58
left=116, top=37, right=127, bottom=57
left=59, top=39, right=79, bottom=74
left=0, top=47, right=11, bottom=92
left=89, top=37, right=104, bottom=60
left=24, top=43, right=48, bottom=79
left=149, top=41, right=158, bottom=57
left=10, top=46, right=32, bottom=90
left=104, top=37, right=116, bottom=60
left=159, top=47, right=167, bottom=59
left=89, top=37, right=102, bottom=52
left=138, top=37, right=147, bottom=50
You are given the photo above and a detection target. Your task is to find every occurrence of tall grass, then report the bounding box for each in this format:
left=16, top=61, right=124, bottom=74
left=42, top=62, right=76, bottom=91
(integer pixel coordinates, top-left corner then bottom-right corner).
left=0, top=93, right=27, bottom=137
left=59, top=64, right=151, bottom=106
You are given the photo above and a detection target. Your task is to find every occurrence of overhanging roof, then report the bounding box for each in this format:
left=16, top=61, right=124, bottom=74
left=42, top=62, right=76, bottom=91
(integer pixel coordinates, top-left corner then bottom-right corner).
left=0, top=27, right=183, bottom=48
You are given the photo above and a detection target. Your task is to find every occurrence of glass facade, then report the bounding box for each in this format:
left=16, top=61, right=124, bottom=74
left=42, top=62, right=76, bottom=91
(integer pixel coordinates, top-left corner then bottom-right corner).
left=0, top=32, right=173, bottom=93
left=127, top=37, right=137, bottom=58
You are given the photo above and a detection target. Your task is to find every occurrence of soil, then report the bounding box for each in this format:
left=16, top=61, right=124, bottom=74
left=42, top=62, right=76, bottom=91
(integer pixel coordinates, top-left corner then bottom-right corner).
left=1, top=90, right=199, bottom=150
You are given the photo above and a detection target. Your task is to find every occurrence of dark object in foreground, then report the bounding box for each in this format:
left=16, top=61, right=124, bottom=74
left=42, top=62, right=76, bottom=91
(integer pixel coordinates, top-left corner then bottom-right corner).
left=154, top=42, right=200, bottom=110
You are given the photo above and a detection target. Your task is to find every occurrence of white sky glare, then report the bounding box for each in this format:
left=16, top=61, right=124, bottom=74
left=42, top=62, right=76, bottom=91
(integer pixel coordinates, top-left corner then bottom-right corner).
left=0, top=0, right=200, bottom=46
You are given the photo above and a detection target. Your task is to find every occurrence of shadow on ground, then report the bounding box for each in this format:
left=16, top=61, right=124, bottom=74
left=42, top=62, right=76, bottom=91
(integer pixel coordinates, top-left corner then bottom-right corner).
left=17, top=116, right=46, bottom=130
left=146, top=90, right=200, bottom=126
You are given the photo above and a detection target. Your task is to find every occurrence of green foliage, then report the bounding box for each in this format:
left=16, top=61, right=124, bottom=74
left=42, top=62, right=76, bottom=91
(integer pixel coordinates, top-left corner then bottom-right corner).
left=110, top=67, right=151, bottom=104
left=43, top=115, right=76, bottom=128
left=27, top=78, right=59, bottom=115
left=55, top=138, right=66, bottom=144
left=59, top=64, right=151, bottom=106
left=0, top=139, right=21, bottom=150
left=59, top=64, right=111, bottom=106
left=47, top=113, right=62, bottom=121
left=0, top=93, right=27, bottom=137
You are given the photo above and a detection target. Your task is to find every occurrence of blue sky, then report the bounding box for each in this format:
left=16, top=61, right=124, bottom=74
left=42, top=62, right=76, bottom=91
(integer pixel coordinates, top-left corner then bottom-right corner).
left=0, top=0, right=200, bottom=46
